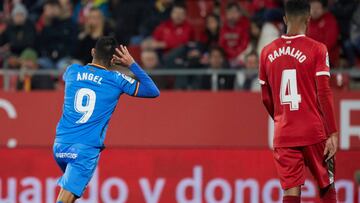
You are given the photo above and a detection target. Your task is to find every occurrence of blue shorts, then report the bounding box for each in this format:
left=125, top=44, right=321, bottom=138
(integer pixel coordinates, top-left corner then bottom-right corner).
left=53, top=142, right=101, bottom=197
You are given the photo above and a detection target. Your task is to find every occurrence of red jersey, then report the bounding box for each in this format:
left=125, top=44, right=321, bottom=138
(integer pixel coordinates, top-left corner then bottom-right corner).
left=306, top=12, right=340, bottom=66
left=259, top=34, right=331, bottom=147
left=219, top=17, right=250, bottom=60
left=152, top=20, right=194, bottom=52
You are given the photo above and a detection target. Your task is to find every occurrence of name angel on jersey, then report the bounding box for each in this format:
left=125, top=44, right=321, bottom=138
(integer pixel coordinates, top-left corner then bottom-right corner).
left=268, top=46, right=307, bottom=63
left=77, top=72, right=103, bottom=85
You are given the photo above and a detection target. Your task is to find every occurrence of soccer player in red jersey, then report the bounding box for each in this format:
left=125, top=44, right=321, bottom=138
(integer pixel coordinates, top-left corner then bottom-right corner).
left=259, top=0, right=338, bottom=202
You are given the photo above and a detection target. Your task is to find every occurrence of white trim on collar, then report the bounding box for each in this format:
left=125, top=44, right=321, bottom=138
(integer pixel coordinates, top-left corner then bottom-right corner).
left=281, top=34, right=306, bottom=39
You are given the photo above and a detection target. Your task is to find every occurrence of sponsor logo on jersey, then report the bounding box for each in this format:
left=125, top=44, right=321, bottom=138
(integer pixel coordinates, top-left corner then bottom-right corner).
left=55, top=152, right=78, bottom=159
left=121, top=73, right=135, bottom=84
left=326, top=52, right=330, bottom=67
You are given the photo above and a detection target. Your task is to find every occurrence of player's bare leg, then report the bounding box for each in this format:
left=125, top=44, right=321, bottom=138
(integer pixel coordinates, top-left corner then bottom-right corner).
left=56, top=188, right=77, bottom=203
left=283, top=187, right=301, bottom=203
left=319, top=183, right=337, bottom=203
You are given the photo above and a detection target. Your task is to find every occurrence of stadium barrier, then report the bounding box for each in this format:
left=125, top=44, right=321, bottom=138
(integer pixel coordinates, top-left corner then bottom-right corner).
left=1, top=68, right=360, bottom=91
left=0, top=149, right=359, bottom=203
left=0, top=92, right=359, bottom=202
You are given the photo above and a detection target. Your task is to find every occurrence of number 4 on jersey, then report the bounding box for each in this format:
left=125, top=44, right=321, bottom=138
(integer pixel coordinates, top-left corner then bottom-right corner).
left=280, top=69, right=301, bottom=111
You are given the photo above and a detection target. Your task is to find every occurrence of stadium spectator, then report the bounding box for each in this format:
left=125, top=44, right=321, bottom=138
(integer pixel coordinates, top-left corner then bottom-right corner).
left=307, top=0, right=340, bottom=66
left=144, top=3, right=195, bottom=53
left=138, top=0, right=173, bottom=40
left=200, top=13, right=221, bottom=50
left=219, top=2, right=250, bottom=68
left=169, top=42, right=204, bottom=89
left=343, top=3, right=360, bottom=67
left=234, top=52, right=260, bottom=91
left=330, top=0, right=358, bottom=47
left=37, top=0, right=77, bottom=70
left=59, top=0, right=73, bottom=19
left=251, top=0, right=279, bottom=13
left=16, top=48, right=55, bottom=91
left=200, top=46, right=234, bottom=90
left=0, top=0, right=34, bottom=20
left=36, top=0, right=73, bottom=33
left=110, top=0, right=147, bottom=45
left=73, top=0, right=110, bottom=25
left=0, top=3, right=36, bottom=56
left=256, top=8, right=283, bottom=55
left=75, top=7, right=114, bottom=64
left=248, top=21, right=261, bottom=51
left=140, top=49, right=168, bottom=89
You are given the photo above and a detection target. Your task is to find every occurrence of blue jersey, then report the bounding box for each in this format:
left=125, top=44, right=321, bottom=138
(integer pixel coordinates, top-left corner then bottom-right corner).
left=55, top=63, right=139, bottom=147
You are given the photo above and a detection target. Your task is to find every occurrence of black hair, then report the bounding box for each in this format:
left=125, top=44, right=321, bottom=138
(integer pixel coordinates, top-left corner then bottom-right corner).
left=209, top=46, right=225, bottom=58
left=94, top=36, right=118, bottom=67
left=44, top=0, right=60, bottom=7
left=226, top=2, right=241, bottom=11
left=173, top=2, right=187, bottom=10
left=285, top=0, right=311, bottom=17
left=310, top=0, right=328, bottom=8
left=245, top=51, right=259, bottom=60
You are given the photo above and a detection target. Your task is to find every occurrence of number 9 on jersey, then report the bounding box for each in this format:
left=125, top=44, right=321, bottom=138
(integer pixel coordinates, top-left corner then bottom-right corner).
left=74, top=88, right=96, bottom=124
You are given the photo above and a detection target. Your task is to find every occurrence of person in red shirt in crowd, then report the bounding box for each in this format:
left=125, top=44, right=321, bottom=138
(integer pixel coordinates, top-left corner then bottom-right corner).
left=219, top=2, right=250, bottom=67
left=307, top=0, right=340, bottom=66
left=145, top=3, right=194, bottom=53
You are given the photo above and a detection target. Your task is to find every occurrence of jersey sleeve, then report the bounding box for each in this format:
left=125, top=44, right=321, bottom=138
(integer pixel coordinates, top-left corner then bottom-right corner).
left=62, top=65, right=71, bottom=81
left=113, top=71, right=140, bottom=96
left=258, top=48, right=268, bottom=85
left=315, top=44, right=331, bottom=77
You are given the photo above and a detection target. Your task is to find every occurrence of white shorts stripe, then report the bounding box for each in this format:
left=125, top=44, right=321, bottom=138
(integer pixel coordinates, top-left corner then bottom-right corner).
left=316, top=71, right=331, bottom=77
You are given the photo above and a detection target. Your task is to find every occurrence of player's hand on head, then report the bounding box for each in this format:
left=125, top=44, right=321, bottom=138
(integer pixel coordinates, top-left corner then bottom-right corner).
left=324, top=132, right=338, bottom=162
left=112, top=45, right=135, bottom=67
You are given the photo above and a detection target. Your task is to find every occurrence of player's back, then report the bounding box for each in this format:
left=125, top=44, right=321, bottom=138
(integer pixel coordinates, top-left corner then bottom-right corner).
left=56, top=63, right=137, bottom=147
left=259, top=34, right=330, bottom=147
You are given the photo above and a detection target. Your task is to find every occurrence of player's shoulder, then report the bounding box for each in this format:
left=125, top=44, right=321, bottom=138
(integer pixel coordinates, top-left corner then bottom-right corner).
left=260, top=37, right=282, bottom=56
left=303, top=36, right=327, bottom=50
left=65, top=63, right=83, bottom=72
left=112, top=70, right=136, bottom=85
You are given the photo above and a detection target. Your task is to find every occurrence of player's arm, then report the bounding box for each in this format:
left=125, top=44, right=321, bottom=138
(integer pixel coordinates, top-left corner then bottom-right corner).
left=315, top=45, right=338, bottom=161
left=261, top=83, right=274, bottom=119
left=113, top=45, right=160, bottom=98
left=315, top=46, right=337, bottom=135
left=316, top=76, right=337, bottom=135
left=259, top=49, right=274, bottom=119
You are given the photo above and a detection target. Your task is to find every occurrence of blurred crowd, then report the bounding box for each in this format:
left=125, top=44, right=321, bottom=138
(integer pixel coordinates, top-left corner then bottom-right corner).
left=0, top=0, right=360, bottom=91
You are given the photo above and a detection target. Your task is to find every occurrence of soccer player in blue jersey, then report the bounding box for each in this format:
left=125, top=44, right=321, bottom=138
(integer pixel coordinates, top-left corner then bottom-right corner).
left=53, top=36, right=160, bottom=203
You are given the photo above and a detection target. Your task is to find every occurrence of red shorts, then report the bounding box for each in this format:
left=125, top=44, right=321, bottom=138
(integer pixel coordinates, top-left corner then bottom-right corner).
left=273, top=140, right=335, bottom=189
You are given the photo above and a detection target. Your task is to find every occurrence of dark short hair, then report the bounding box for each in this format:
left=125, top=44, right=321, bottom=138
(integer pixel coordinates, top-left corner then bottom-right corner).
left=44, top=0, right=60, bottom=7
left=94, top=36, right=118, bottom=67
left=173, top=2, right=186, bottom=10
left=209, top=46, right=225, bottom=58
left=285, top=0, right=310, bottom=17
left=310, top=0, right=328, bottom=8
left=226, top=2, right=241, bottom=11
left=245, top=51, right=259, bottom=60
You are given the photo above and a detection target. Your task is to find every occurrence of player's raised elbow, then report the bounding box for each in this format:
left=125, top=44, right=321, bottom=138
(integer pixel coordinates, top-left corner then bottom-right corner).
left=147, top=86, right=160, bottom=98
left=151, top=87, right=160, bottom=98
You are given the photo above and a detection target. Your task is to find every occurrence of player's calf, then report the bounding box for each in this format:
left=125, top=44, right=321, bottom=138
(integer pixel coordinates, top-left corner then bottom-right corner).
left=319, top=184, right=337, bottom=203
left=56, top=188, right=77, bottom=203
left=283, top=187, right=301, bottom=203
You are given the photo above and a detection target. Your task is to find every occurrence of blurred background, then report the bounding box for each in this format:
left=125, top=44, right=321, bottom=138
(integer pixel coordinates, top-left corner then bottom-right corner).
left=0, top=0, right=359, bottom=202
